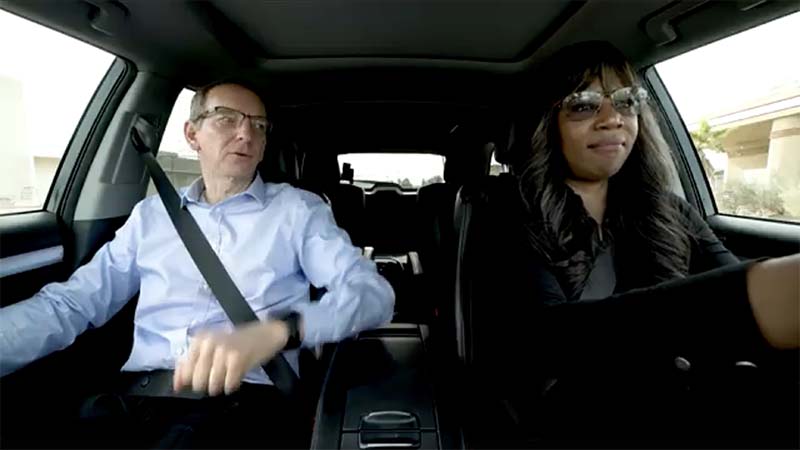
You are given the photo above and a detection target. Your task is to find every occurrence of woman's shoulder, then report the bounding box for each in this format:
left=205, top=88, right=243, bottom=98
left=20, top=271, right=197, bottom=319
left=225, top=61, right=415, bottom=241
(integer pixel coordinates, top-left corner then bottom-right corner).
left=665, top=192, right=693, bottom=211
left=662, top=193, right=708, bottom=231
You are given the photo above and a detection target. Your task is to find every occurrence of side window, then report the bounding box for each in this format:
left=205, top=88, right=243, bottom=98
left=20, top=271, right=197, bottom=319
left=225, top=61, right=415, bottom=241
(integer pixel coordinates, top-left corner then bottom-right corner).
left=489, top=151, right=506, bottom=176
left=147, top=88, right=201, bottom=195
left=657, top=12, right=800, bottom=223
left=0, top=10, right=114, bottom=215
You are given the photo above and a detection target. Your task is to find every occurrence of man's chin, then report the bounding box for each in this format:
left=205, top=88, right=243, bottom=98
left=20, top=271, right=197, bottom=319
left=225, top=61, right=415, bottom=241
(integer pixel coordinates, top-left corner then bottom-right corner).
left=215, top=168, right=259, bottom=181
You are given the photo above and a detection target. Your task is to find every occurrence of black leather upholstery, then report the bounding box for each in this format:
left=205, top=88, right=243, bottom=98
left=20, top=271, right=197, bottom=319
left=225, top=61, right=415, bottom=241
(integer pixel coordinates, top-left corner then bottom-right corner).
left=495, top=119, right=536, bottom=174
left=258, top=131, right=332, bottom=206
left=416, top=141, right=494, bottom=348
left=417, top=141, right=494, bottom=267
left=452, top=173, right=523, bottom=366
left=300, top=151, right=366, bottom=246
left=259, top=129, right=301, bottom=184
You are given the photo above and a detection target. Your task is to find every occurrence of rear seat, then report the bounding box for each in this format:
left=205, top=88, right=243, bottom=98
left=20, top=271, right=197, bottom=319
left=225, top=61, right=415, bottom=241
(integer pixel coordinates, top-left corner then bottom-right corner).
left=299, top=151, right=367, bottom=247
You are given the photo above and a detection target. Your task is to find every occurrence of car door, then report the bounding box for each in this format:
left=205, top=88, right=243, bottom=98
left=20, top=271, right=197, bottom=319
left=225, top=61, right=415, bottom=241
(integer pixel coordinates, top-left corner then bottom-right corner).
left=0, top=6, right=189, bottom=447
left=645, top=11, right=799, bottom=444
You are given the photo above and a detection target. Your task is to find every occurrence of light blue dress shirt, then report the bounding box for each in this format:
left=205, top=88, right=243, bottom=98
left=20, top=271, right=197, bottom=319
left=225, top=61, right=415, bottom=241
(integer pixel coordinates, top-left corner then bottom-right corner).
left=0, top=175, right=395, bottom=384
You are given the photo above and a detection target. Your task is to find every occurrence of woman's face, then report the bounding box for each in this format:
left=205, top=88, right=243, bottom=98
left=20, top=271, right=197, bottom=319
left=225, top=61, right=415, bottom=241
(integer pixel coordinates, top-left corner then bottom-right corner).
left=557, top=76, right=640, bottom=182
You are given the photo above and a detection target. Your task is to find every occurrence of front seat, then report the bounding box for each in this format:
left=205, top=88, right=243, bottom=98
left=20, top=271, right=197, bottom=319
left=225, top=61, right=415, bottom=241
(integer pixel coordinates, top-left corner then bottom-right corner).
left=417, top=140, right=494, bottom=344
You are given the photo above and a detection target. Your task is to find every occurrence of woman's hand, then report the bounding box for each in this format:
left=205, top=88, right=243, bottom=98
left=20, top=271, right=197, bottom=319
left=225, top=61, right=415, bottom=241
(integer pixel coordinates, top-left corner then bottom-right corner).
left=747, top=253, right=800, bottom=349
left=173, top=320, right=290, bottom=396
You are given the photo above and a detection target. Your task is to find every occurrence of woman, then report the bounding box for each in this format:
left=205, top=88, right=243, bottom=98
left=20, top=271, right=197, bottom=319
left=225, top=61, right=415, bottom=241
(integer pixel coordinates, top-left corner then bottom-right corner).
left=463, top=41, right=799, bottom=447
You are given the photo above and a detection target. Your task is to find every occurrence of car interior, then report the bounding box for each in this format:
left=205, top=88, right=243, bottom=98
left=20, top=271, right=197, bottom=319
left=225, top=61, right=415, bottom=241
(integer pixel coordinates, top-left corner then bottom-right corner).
left=1, top=1, right=799, bottom=449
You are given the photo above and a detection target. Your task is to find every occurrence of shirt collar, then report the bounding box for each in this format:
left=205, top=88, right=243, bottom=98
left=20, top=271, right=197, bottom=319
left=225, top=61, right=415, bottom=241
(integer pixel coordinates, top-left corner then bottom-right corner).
left=180, top=173, right=267, bottom=208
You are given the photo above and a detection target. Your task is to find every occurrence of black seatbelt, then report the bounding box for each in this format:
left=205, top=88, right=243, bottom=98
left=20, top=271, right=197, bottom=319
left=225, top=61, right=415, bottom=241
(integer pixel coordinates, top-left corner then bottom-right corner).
left=129, top=117, right=300, bottom=399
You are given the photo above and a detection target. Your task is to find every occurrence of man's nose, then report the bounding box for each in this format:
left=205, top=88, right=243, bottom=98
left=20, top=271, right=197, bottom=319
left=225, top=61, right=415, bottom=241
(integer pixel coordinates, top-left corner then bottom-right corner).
left=595, top=99, right=623, bottom=129
left=234, top=117, right=255, bottom=141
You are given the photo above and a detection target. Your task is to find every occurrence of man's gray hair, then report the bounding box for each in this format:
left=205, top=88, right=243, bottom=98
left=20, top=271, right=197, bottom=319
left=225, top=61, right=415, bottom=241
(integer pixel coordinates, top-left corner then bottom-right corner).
left=189, top=83, right=217, bottom=122
left=188, top=81, right=265, bottom=122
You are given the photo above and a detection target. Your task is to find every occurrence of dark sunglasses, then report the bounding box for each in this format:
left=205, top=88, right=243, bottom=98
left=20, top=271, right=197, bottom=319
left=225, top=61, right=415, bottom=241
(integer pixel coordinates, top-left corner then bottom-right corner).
left=559, top=86, right=649, bottom=121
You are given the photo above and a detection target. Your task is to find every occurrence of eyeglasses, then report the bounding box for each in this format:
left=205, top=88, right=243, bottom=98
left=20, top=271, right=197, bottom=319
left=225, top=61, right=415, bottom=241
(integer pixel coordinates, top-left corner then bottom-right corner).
left=194, top=106, right=272, bottom=135
left=559, top=86, right=649, bottom=121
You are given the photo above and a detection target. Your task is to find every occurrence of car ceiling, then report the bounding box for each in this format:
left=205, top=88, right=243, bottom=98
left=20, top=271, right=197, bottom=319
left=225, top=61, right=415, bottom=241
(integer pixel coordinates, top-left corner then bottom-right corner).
left=2, top=0, right=798, bottom=153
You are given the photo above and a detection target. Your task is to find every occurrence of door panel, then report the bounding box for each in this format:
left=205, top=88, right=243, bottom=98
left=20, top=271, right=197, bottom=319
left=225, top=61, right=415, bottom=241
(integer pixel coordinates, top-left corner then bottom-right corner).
left=708, top=215, right=800, bottom=259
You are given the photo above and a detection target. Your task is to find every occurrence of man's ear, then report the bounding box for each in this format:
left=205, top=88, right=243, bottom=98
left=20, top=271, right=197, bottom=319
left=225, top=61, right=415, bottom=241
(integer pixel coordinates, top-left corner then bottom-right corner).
left=257, top=143, right=266, bottom=163
left=184, top=120, right=200, bottom=153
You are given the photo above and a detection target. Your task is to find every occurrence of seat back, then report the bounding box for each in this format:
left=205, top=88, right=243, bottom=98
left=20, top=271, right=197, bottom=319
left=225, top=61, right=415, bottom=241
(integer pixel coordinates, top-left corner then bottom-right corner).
left=452, top=174, right=528, bottom=366
left=417, top=140, right=494, bottom=348
left=300, top=151, right=366, bottom=246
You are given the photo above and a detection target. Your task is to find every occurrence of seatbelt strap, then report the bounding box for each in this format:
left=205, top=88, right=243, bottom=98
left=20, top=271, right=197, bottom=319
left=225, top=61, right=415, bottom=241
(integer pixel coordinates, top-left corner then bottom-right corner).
left=129, top=117, right=300, bottom=398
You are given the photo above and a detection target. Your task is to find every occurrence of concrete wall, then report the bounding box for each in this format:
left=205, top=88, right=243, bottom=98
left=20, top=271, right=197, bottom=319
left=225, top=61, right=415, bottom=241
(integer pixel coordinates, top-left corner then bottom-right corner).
left=0, top=76, right=36, bottom=211
left=768, top=115, right=800, bottom=216
left=33, top=156, right=60, bottom=202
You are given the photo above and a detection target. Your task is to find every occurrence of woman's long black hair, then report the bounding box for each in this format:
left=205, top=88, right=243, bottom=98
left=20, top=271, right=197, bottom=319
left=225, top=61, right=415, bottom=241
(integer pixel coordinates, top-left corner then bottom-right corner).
left=517, top=41, right=691, bottom=300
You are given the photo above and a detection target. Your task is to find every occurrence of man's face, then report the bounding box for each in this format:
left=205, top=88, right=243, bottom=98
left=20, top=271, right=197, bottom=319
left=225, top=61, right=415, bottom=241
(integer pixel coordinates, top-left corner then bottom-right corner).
left=184, top=84, right=268, bottom=181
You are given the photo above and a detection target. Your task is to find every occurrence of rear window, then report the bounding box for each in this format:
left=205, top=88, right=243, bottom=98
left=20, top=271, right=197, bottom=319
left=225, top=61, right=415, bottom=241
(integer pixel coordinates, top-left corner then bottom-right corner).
left=146, top=88, right=200, bottom=196
left=338, top=153, right=446, bottom=189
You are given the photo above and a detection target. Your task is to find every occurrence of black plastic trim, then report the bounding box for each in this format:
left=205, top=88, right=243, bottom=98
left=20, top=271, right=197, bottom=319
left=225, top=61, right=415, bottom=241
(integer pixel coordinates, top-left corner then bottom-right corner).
left=644, top=66, right=716, bottom=215
left=707, top=214, right=800, bottom=258
left=0, top=212, right=61, bottom=259
left=50, top=57, right=135, bottom=225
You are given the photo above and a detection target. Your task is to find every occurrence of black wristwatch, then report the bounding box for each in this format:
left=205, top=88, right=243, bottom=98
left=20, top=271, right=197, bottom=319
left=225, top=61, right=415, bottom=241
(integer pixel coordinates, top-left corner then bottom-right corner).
left=277, top=311, right=302, bottom=350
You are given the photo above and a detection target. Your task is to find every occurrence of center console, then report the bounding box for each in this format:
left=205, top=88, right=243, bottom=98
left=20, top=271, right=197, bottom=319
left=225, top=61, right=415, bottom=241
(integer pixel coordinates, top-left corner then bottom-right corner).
left=310, top=324, right=462, bottom=450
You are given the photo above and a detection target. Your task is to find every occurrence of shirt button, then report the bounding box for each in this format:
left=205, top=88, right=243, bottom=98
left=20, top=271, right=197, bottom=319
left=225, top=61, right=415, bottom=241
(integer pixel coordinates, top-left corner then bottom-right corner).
left=176, top=347, right=186, bottom=357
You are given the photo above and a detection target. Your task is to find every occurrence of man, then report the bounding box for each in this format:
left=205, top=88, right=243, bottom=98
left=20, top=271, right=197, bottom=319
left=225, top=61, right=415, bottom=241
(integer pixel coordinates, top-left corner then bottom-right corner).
left=0, top=82, right=395, bottom=447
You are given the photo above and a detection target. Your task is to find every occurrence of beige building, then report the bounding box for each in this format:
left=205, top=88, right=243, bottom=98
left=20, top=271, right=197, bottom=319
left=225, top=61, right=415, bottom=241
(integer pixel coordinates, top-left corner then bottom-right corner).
left=690, top=83, right=800, bottom=219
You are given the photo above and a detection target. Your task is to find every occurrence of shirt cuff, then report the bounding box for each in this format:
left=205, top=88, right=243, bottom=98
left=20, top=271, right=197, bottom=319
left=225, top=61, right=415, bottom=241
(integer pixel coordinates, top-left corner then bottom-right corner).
left=290, top=301, right=336, bottom=348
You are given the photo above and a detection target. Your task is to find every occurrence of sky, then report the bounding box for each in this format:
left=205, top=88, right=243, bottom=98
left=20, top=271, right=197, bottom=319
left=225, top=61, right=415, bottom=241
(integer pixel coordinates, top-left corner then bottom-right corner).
left=0, top=10, right=114, bottom=158
left=655, top=11, right=800, bottom=125
left=2, top=8, right=798, bottom=183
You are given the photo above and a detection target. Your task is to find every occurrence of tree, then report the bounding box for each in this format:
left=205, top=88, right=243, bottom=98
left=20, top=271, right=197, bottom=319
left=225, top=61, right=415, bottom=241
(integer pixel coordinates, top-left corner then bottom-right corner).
left=395, top=178, right=414, bottom=189
left=421, top=175, right=444, bottom=187
left=716, top=179, right=786, bottom=219
left=690, top=119, right=727, bottom=180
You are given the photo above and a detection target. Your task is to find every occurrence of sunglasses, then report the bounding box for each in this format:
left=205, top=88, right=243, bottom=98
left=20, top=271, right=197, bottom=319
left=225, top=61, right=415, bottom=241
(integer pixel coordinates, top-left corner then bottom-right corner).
left=559, top=86, right=649, bottom=121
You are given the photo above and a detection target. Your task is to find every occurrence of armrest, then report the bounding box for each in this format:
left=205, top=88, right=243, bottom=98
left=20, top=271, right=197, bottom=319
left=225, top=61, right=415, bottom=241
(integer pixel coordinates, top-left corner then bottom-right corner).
left=310, top=325, right=461, bottom=450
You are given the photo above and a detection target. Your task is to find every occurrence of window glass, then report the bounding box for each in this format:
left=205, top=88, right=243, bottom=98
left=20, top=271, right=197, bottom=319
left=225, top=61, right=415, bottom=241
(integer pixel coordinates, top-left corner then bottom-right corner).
left=338, top=153, right=446, bottom=189
left=657, top=12, right=800, bottom=222
left=147, top=89, right=201, bottom=195
left=489, top=151, right=506, bottom=176
left=0, top=10, right=114, bottom=215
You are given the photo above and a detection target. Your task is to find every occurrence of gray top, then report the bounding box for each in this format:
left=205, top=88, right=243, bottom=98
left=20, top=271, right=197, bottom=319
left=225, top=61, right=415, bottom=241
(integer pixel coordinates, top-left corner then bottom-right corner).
left=579, top=245, right=617, bottom=301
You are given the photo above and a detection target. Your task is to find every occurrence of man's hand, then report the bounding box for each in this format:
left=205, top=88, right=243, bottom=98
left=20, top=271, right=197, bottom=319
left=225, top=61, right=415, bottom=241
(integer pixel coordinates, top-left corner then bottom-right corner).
left=173, top=320, right=290, bottom=396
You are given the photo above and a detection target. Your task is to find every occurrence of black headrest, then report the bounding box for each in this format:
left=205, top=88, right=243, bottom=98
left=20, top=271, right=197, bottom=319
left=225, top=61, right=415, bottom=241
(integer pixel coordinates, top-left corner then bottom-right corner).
left=444, top=141, right=494, bottom=186
left=258, top=130, right=300, bottom=183
left=493, top=116, right=540, bottom=174
left=300, top=151, right=341, bottom=187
